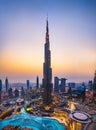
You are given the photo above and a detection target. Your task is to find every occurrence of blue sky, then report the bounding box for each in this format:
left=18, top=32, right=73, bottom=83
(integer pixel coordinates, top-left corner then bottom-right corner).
left=0, top=0, right=96, bottom=83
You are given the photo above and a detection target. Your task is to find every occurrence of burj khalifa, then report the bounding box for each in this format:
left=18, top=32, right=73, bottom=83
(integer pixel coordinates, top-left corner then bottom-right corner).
left=42, top=18, right=53, bottom=105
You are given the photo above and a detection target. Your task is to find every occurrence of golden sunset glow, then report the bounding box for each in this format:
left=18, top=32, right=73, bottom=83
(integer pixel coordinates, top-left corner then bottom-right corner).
left=0, top=0, right=96, bottom=83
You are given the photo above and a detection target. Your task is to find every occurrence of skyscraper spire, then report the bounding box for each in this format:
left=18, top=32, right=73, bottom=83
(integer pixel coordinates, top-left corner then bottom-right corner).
left=46, top=17, right=49, bottom=44
left=46, top=17, right=49, bottom=34
left=42, top=18, right=53, bottom=105
left=5, top=77, right=8, bottom=92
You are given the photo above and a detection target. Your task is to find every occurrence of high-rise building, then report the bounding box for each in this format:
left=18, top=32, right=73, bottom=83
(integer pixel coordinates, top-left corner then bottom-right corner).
left=82, top=82, right=86, bottom=102
left=60, top=78, right=67, bottom=92
left=54, top=77, right=67, bottom=93
left=21, top=86, right=25, bottom=98
left=26, top=80, right=30, bottom=90
left=93, top=71, right=96, bottom=97
left=8, top=88, right=13, bottom=97
left=0, top=79, right=2, bottom=94
left=0, top=79, right=2, bottom=103
left=5, top=77, right=9, bottom=92
left=14, top=89, right=19, bottom=97
left=42, top=18, right=53, bottom=105
left=36, top=76, right=39, bottom=89
left=88, top=80, right=93, bottom=91
left=68, top=82, right=76, bottom=88
left=54, top=77, right=59, bottom=93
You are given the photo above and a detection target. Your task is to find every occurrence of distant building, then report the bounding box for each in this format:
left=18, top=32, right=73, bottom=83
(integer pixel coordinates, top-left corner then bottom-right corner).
left=0, top=79, right=2, bottom=94
left=14, top=89, right=19, bottom=97
left=60, top=78, right=67, bottom=92
left=54, top=77, right=67, bottom=93
left=54, top=77, right=59, bottom=93
left=0, top=79, right=2, bottom=103
left=5, top=77, right=9, bottom=92
left=82, top=83, right=86, bottom=102
left=78, top=85, right=85, bottom=93
left=42, top=18, right=53, bottom=105
left=88, top=80, right=93, bottom=91
left=36, top=76, right=39, bottom=89
left=93, top=71, right=96, bottom=97
left=21, top=86, right=24, bottom=98
left=68, top=82, right=76, bottom=88
left=26, top=80, right=30, bottom=90
left=8, top=88, right=13, bottom=97
left=78, top=83, right=86, bottom=102
left=68, top=87, right=72, bottom=98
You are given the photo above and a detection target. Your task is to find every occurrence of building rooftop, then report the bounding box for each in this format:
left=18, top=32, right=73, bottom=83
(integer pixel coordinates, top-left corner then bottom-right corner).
left=70, top=111, right=91, bottom=123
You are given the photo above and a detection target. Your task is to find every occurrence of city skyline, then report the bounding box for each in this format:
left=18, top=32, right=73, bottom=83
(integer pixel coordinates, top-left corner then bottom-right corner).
left=0, top=0, right=96, bottom=83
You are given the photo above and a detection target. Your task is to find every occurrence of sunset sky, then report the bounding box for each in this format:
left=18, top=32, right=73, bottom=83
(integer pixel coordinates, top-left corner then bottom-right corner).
left=0, top=0, right=96, bottom=83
